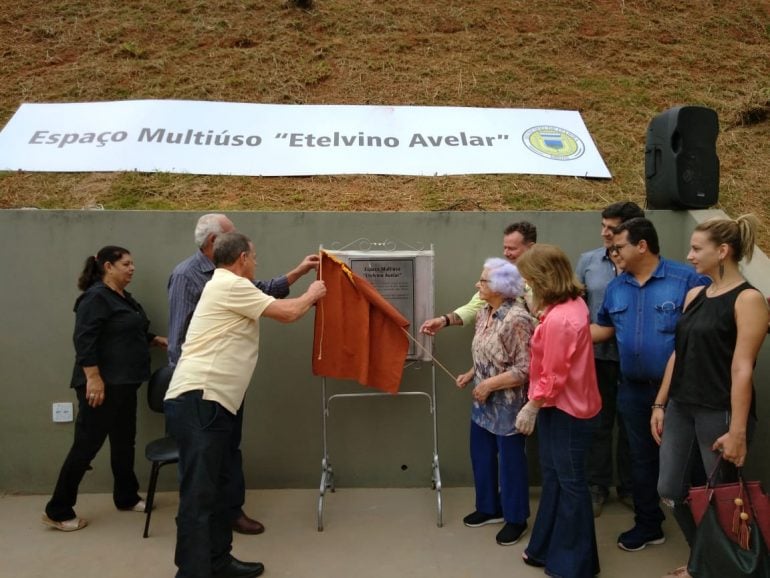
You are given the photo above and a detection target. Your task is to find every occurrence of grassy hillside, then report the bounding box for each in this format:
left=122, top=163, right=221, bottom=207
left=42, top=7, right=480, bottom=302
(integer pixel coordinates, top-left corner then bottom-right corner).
left=1, top=0, right=768, bottom=242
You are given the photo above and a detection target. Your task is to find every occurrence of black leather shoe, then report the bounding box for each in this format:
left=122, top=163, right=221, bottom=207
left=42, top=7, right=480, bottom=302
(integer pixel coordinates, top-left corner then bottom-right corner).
left=212, top=558, right=265, bottom=578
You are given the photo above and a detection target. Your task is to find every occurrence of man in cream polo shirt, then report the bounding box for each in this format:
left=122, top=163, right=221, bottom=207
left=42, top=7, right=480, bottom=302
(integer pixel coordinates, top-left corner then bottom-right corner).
left=164, top=232, right=326, bottom=578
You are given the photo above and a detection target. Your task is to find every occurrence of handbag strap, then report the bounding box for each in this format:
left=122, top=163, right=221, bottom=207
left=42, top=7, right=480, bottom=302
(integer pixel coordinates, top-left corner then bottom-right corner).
left=705, top=455, right=746, bottom=488
left=707, top=457, right=758, bottom=550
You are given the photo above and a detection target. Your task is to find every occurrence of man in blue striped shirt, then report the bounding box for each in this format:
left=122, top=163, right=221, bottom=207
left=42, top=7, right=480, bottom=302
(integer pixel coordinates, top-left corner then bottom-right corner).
left=168, top=213, right=318, bottom=535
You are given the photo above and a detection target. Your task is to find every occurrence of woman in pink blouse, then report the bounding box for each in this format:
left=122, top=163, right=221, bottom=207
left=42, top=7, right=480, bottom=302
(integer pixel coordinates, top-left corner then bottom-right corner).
left=455, top=258, right=536, bottom=546
left=515, top=244, right=602, bottom=578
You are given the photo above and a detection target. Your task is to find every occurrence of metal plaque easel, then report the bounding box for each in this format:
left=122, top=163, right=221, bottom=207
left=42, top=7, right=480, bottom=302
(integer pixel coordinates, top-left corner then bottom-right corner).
left=316, top=240, right=442, bottom=531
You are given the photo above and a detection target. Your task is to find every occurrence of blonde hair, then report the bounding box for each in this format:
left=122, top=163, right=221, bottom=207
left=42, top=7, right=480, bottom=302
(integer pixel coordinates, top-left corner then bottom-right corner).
left=694, top=214, right=759, bottom=263
left=516, top=244, right=583, bottom=309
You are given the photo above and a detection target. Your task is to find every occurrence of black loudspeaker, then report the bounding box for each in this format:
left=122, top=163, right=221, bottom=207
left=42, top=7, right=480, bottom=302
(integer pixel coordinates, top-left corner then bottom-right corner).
left=645, top=106, right=719, bottom=209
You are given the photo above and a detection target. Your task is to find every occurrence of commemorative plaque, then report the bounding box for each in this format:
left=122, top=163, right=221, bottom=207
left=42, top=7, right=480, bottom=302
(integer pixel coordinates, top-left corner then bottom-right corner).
left=324, top=246, right=434, bottom=361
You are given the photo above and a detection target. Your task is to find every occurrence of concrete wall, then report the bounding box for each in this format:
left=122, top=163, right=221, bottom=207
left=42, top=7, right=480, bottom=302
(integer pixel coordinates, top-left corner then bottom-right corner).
left=1, top=209, right=768, bottom=494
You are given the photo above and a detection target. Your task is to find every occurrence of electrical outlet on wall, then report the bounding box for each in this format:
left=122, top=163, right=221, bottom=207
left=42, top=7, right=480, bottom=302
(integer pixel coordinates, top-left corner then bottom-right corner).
left=52, top=402, right=73, bottom=423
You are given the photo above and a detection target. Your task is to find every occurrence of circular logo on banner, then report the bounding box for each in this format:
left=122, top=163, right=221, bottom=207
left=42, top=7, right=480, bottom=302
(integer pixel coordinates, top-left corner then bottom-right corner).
left=522, top=126, right=585, bottom=161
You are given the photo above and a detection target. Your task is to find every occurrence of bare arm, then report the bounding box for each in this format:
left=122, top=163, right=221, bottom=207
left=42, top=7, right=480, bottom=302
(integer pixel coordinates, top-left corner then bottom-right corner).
left=474, top=311, right=532, bottom=403
left=590, top=323, right=615, bottom=343
left=83, top=366, right=105, bottom=408
left=285, top=254, right=320, bottom=286
left=713, top=289, right=768, bottom=466
left=151, top=335, right=168, bottom=349
left=420, top=292, right=485, bottom=335
left=420, top=311, right=461, bottom=336
left=651, top=286, right=702, bottom=443
left=472, top=370, right=524, bottom=403
left=262, top=280, right=326, bottom=323
left=651, top=352, right=676, bottom=444
left=456, top=367, right=474, bottom=389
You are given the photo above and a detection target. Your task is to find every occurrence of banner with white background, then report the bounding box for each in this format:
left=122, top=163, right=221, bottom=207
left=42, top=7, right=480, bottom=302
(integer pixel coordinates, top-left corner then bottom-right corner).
left=0, top=100, right=611, bottom=178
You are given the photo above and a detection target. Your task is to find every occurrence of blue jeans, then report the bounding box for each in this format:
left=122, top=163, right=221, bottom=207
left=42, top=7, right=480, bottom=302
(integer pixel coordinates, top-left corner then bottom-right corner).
left=617, top=381, right=665, bottom=533
left=525, top=408, right=599, bottom=578
left=165, top=391, right=237, bottom=578
left=585, top=359, right=632, bottom=498
left=658, top=399, right=754, bottom=547
left=469, top=421, right=529, bottom=523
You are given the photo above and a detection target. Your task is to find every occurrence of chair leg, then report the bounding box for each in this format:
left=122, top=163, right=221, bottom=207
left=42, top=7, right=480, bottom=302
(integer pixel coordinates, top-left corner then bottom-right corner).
left=143, top=461, right=162, bottom=538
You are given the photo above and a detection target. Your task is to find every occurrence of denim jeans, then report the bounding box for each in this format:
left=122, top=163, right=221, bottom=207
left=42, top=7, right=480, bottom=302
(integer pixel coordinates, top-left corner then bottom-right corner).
left=585, top=359, right=632, bottom=498
left=525, top=408, right=599, bottom=578
left=617, top=381, right=665, bottom=533
left=657, top=399, right=755, bottom=547
left=469, top=420, right=529, bottom=524
left=165, top=391, right=237, bottom=578
left=46, top=384, right=141, bottom=521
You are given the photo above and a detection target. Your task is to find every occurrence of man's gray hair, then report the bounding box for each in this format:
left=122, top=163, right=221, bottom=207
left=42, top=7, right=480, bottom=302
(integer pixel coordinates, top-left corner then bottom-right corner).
left=213, top=232, right=252, bottom=267
left=484, top=257, right=525, bottom=298
left=194, top=213, right=229, bottom=248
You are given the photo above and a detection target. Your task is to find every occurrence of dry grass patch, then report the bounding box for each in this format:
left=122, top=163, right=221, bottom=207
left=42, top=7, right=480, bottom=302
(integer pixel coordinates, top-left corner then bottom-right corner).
left=0, top=0, right=769, bottom=246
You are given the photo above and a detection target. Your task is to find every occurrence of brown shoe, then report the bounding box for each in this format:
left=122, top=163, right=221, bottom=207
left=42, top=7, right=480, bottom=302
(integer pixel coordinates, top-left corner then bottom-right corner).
left=233, top=512, right=265, bottom=535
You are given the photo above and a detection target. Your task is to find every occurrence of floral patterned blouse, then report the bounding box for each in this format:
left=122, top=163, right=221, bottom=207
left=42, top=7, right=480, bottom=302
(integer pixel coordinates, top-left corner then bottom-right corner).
left=470, top=298, right=535, bottom=435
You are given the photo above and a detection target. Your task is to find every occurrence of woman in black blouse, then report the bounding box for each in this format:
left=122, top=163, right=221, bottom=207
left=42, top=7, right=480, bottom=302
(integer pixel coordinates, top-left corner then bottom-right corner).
left=42, top=246, right=166, bottom=532
left=652, top=216, right=768, bottom=578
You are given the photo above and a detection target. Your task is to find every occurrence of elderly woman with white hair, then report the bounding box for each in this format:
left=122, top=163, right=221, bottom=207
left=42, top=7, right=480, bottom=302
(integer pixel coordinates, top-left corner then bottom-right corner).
left=456, top=257, right=536, bottom=546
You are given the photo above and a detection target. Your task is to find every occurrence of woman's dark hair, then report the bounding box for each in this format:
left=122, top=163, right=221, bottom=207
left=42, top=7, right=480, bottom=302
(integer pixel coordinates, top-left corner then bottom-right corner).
left=78, top=245, right=130, bottom=291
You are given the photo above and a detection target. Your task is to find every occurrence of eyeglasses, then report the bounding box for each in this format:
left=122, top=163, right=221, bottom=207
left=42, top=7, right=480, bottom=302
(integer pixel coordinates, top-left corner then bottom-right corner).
left=609, top=243, right=630, bottom=254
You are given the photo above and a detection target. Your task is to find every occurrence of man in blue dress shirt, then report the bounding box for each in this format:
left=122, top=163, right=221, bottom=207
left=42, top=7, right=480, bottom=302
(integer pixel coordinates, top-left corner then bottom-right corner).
left=592, top=217, right=707, bottom=552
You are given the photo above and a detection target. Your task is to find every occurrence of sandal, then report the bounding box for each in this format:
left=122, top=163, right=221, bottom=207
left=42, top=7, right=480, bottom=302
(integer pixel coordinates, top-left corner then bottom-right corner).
left=522, top=552, right=546, bottom=568
left=41, top=514, right=88, bottom=532
left=120, top=498, right=150, bottom=513
left=663, top=566, right=692, bottom=578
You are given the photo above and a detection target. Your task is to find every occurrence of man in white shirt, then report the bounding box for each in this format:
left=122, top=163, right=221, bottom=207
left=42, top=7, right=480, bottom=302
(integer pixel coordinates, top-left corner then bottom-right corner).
left=167, top=213, right=318, bottom=535
left=165, top=232, right=325, bottom=578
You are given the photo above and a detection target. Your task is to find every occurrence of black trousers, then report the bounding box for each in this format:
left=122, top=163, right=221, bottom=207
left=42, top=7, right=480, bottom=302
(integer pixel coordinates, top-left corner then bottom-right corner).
left=45, top=383, right=141, bottom=521
left=226, top=403, right=246, bottom=522
left=165, top=391, right=237, bottom=578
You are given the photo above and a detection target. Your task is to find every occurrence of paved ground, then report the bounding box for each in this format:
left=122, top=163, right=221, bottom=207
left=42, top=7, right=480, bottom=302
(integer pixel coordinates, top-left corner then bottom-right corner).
left=1, top=487, right=688, bottom=578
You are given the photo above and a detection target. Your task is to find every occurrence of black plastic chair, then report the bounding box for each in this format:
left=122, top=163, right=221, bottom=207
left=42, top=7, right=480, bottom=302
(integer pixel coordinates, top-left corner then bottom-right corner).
left=143, top=365, right=178, bottom=538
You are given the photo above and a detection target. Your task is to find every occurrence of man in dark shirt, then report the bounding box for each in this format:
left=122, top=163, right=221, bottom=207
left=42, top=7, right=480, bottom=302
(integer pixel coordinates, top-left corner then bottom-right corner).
left=168, top=213, right=318, bottom=535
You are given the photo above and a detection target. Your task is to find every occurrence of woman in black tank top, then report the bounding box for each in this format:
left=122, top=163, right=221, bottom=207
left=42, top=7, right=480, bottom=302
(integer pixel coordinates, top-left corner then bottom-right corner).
left=651, top=215, right=768, bottom=578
